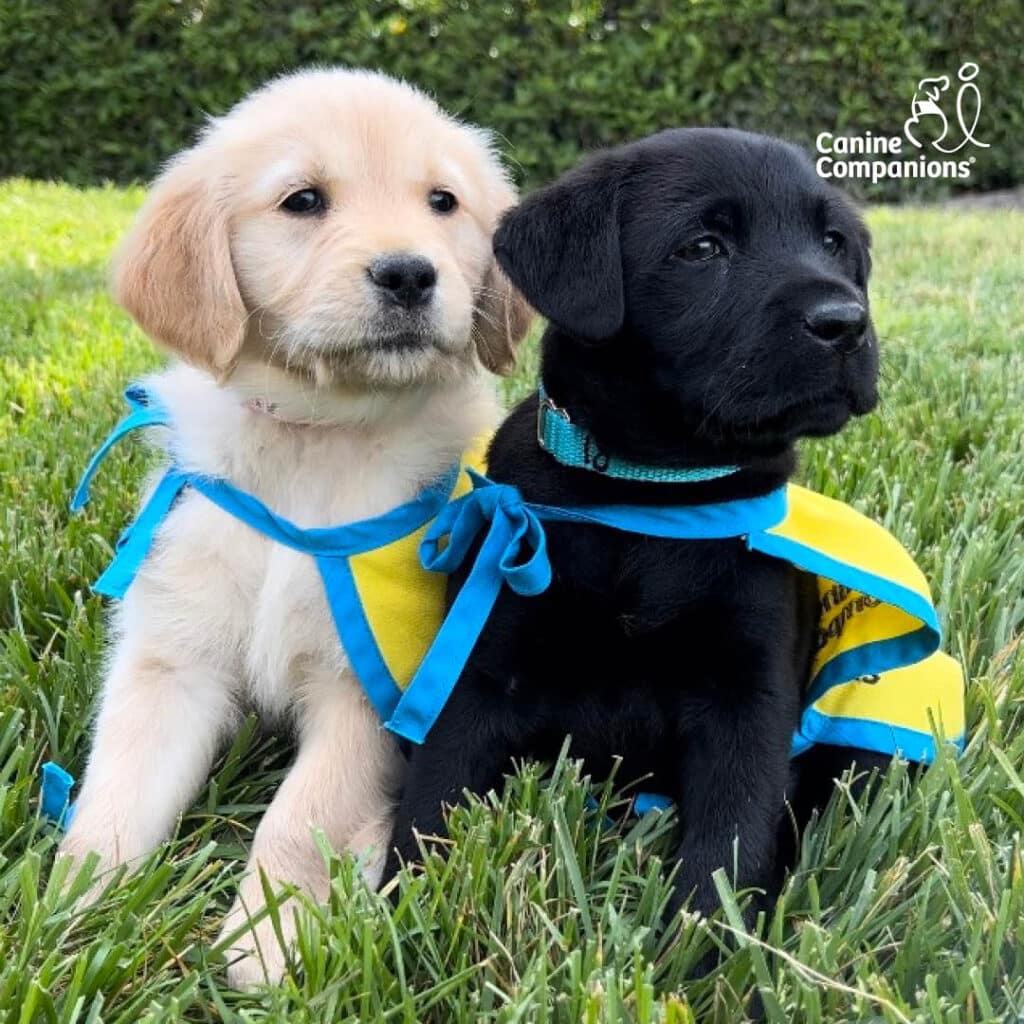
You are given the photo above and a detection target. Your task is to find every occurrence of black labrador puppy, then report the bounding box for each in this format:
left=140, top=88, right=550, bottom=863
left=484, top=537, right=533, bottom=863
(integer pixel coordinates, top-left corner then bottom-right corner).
left=385, top=128, right=889, bottom=920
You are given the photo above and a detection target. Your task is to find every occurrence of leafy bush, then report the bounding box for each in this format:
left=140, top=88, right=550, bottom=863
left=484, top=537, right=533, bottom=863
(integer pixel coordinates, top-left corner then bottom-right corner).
left=0, top=0, right=1019, bottom=197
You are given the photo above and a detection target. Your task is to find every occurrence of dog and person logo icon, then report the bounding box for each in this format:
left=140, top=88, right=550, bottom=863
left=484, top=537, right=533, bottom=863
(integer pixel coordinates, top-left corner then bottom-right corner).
left=904, top=61, right=990, bottom=153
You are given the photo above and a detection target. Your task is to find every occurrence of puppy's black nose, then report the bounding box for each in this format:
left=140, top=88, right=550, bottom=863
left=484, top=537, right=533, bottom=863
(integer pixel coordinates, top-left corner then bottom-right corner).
left=804, top=299, right=868, bottom=354
left=368, top=254, right=437, bottom=309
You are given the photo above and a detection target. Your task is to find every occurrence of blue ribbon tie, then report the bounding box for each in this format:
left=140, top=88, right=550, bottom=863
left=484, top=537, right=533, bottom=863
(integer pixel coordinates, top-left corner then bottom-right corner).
left=385, top=473, right=552, bottom=743
left=40, top=761, right=77, bottom=829
left=71, top=384, right=170, bottom=512
left=421, top=471, right=552, bottom=597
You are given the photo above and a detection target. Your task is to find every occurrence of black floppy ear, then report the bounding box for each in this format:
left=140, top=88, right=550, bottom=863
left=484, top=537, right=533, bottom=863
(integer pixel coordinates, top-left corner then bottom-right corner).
left=853, top=218, right=873, bottom=288
left=860, top=223, right=873, bottom=279
left=493, top=154, right=624, bottom=341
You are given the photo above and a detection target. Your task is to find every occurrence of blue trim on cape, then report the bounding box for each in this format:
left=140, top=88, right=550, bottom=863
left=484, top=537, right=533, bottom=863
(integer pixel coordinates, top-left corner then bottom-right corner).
left=746, top=530, right=940, bottom=638
left=188, top=468, right=458, bottom=559
left=93, top=468, right=190, bottom=598
left=72, top=383, right=171, bottom=512
left=316, top=556, right=403, bottom=722
left=802, top=625, right=938, bottom=708
left=746, top=530, right=942, bottom=706
left=792, top=705, right=964, bottom=762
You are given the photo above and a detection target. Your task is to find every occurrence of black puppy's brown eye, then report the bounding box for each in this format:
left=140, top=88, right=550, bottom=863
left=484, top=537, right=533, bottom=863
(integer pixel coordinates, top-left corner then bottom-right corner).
left=428, top=188, right=458, bottom=214
left=281, top=188, right=325, bottom=215
left=674, top=236, right=724, bottom=262
left=823, top=230, right=845, bottom=255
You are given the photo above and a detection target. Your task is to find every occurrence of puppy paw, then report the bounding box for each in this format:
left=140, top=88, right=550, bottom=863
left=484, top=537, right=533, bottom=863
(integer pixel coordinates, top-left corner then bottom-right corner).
left=54, top=829, right=126, bottom=904
left=217, top=816, right=397, bottom=989
left=218, top=896, right=293, bottom=990
left=225, top=947, right=285, bottom=991
left=347, top=815, right=393, bottom=891
left=224, top=944, right=287, bottom=991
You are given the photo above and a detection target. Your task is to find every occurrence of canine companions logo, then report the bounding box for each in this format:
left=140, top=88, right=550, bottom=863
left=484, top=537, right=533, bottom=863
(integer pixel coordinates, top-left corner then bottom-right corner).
left=816, top=62, right=990, bottom=184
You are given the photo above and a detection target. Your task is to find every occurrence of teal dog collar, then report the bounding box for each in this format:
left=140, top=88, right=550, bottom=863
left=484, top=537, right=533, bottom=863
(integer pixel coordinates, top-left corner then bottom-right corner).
left=536, top=386, right=739, bottom=484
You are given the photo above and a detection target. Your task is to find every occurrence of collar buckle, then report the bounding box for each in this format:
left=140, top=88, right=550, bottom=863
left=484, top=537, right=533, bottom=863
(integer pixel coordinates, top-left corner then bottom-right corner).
left=536, top=392, right=570, bottom=449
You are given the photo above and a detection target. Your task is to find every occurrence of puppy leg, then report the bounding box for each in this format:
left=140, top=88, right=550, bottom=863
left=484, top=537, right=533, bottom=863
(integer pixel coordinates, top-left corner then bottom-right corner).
left=384, top=680, right=514, bottom=882
left=775, top=744, right=895, bottom=876
left=219, top=666, right=402, bottom=990
left=787, top=744, right=893, bottom=827
left=60, top=643, right=237, bottom=882
left=668, top=687, right=795, bottom=925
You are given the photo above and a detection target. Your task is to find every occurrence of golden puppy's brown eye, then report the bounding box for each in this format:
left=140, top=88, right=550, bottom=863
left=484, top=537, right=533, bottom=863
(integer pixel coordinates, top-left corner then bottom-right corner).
left=428, top=189, right=458, bottom=214
left=281, top=188, right=325, bottom=215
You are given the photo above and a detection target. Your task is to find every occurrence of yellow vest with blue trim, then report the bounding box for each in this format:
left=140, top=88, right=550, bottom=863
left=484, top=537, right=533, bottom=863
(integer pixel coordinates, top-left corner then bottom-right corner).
left=416, top=473, right=965, bottom=760
left=71, top=384, right=492, bottom=741
left=751, top=485, right=963, bottom=760
left=75, top=386, right=963, bottom=761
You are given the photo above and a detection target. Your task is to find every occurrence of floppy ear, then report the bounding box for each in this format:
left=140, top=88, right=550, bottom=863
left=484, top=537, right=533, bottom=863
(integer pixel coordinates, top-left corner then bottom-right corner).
left=111, top=150, right=247, bottom=375
left=493, top=155, right=624, bottom=341
left=851, top=215, right=873, bottom=288
left=470, top=173, right=534, bottom=375
left=472, top=258, right=534, bottom=374
left=860, top=224, right=873, bottom=278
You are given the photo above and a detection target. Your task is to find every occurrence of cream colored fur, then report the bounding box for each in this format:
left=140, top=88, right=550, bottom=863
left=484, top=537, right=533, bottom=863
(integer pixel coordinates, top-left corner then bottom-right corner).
left=58, top=68, right=531, bottom=989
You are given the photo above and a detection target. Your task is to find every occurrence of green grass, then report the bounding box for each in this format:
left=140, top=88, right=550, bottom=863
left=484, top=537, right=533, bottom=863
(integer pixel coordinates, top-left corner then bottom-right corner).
left=1, top=177, right=1023, bottom=1022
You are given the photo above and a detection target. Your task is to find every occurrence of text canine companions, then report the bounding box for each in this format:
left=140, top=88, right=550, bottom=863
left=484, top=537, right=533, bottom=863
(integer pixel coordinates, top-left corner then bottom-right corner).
left=385, top=128, right=962, bottom=932
left=59, top=68, right=530, bottom=988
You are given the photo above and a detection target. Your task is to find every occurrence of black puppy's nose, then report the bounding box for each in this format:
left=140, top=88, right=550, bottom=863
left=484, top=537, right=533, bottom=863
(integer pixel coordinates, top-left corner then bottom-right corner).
left=804, top=299, right=868, bottom=354
left=368, top=254, right=437, bottom=309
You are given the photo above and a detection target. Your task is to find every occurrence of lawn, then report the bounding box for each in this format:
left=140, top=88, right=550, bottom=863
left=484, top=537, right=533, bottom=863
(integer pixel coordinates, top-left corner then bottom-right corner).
left=0, top=178, right=1022, bottom=1023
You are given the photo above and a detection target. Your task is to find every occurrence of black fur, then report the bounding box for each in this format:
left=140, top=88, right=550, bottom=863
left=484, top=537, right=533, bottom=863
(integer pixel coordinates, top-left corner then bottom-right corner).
left=385, top=129, right=890, bottom=928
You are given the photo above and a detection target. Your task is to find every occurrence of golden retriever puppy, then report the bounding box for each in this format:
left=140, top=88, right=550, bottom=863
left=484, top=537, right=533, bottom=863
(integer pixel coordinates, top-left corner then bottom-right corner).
left=59, top=68, right=531, bottom=987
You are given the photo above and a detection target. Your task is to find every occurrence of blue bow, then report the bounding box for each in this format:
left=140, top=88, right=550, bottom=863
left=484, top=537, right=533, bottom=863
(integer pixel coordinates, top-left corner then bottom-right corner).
left=384, top=474, right=555, bottom=742
left=420, top=470, right=553, bottom=596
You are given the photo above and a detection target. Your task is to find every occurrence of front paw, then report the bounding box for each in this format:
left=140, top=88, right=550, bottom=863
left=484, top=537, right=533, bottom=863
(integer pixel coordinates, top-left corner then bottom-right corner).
left=55, top=826, right=131, bottom=903
left=663, top=870, right=737, bottom=978
left=667, top=870, right=722, bottom=924
left=218, top=894, right=293, bottom=990
left=662, top=890, right=728, bottom=985
left=380, top=848, right=406, bottom=904
left=347, top=815, right=393, bottom=891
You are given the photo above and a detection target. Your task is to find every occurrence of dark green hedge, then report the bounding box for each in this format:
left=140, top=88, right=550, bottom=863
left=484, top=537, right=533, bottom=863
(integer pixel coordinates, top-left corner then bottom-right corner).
left=1, top=0, right=1019, bottom=197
